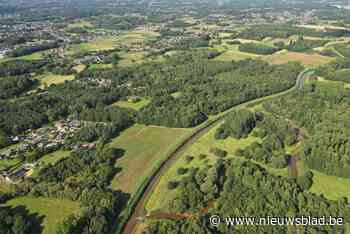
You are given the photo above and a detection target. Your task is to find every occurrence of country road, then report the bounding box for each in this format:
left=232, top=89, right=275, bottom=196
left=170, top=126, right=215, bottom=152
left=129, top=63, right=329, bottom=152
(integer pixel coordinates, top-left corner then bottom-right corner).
left=120, top=68, right=313, bottom=234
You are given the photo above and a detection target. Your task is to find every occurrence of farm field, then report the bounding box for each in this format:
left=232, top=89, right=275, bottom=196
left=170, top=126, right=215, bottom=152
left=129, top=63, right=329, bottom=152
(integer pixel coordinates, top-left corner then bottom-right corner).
left=109, top=124, right=192, bottom=194
left=263, top=50, right=334, bottom=67
left=6, top=196, right=80, bottom=234
left=0, top=52, right=43, bottom=63
left=68, top=30, right=159, bottom=55
left=112, top=99, right=150, bottom=111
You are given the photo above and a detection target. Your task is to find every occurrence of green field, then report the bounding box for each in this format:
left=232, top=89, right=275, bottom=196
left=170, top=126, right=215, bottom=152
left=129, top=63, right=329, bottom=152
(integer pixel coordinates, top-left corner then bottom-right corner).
left=37, top=74, right=75, bottom=88
left=112, top=99, right=150, bottom=111
left=6, top=196, right=80, bottom=234
left=263, top=50, right=334, bottom=67
left=0, top=52, right=43, bottom=63
left=40, top=150, right=71, bottom=165
left=109, top=124, right=192, bottom=194
left=68, top=30, right=159, bottom=55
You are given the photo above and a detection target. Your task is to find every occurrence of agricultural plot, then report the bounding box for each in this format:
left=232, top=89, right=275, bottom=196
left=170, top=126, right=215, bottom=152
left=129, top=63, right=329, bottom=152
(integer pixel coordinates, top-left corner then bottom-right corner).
left=263, top=51, right=334, bottom=67
left=109, top=124, right=192, bottom=194
left=68, top=30, right=159, bottom=55
left=6, top=196, right=80, bottom=234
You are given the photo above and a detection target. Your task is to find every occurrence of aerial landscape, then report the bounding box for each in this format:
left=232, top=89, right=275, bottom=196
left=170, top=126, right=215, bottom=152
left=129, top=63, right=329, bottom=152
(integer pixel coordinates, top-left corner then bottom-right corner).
left=1, top=0, right=350, bottom=233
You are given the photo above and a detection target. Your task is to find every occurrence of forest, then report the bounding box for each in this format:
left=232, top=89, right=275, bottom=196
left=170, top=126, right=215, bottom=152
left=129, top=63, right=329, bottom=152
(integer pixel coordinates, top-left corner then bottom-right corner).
left=263, top=81, right=350, bottom=177
left=146, top=159, right=349, bottom=233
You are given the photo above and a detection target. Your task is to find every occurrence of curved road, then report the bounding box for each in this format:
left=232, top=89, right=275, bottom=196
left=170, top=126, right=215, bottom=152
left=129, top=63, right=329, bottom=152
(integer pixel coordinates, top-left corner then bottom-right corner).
left=121, top=69, right=313, bottom=234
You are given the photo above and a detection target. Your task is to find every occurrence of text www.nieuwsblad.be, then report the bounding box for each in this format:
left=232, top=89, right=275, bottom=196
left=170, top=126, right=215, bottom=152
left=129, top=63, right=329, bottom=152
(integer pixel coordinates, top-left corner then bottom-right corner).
left=209, top=215, right=344, bottom=227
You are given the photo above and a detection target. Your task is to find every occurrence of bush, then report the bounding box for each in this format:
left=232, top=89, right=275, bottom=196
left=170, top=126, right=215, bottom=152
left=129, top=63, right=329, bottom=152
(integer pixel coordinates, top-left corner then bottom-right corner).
left=199, top=154, right=207, bottom=160
left=168, top=181, right=179, bottom=190
left=210, top=147, right=227, bottom=158
left=185, top=155, right=194, bottom=163
left=177, top=167, right=188, bottom=175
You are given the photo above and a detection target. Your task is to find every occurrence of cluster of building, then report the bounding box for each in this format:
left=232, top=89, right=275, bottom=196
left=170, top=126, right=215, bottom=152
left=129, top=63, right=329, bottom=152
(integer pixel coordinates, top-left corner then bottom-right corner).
left=0, top=119, right=82, bottom=163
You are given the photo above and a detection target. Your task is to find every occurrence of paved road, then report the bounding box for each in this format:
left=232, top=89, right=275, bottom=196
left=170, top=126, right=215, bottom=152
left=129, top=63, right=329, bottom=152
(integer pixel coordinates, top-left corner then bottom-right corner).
left=120, top=69, right=314, bottom=234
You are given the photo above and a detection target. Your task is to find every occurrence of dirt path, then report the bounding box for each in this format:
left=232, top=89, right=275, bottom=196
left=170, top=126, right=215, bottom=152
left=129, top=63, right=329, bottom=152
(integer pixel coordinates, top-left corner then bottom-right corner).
left=120, top=69, right=313, bottom=234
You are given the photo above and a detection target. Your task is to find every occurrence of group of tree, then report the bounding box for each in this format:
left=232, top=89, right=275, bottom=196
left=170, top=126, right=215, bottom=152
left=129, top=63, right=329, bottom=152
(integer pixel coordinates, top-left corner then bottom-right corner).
left=135, top=52, right=302, bottom=128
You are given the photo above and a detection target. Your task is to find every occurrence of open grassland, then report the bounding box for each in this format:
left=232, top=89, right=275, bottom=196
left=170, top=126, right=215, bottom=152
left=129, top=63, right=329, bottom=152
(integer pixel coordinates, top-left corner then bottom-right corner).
left=67, top=20, right=93, bottom=28
left=68, top=30, right=159, bottom=55
left=38, top=74, right=75, bottom=88
left=0, top=158, right=22, bottom=171
left=0, top=52, right=43, bottom=63
left=109, top=124, right=192, bottom=194
left=310, top=170, right=350, bottom=201
left=263, top=51, right=334, bottom=67
left=214, top=45, right=259, bottom=61
left=145, top=124, right=287, bottom=213
left=118, top=51, right=147, bottom=66
left=112, top=99, right=150, bottom=111
left=89, top=63, right=113, bottom=69
left=39, top=150, right=71, bottom=165
left=6, top=196, right=80, bottom=234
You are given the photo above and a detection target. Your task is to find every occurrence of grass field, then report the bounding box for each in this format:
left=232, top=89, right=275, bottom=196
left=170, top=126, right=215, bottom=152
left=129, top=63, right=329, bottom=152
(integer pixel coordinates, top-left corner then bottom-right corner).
left=38, top=74, right=75, bottom=88
left=6, top=196, right=80, bottom=234
left=68, top=30, right=159, bottom=55
left=214, top=45, right=259, bottom=61
left=118, top=51, right=147, bottom=66
left=263, top=51, right=334, bottom=67
left=89, top=63, right=113, bottom=69
left=109, top=124, right=192, bottom=194
left=40, top=150, right=71, bottom=165
left=112, top=99, right=150, bottom=111
left=309, top=170, right=350, bottom=201
left=0, top=52, right=43, bottom=63
left=145, top=123, right=288, bottom=213
left=0, top=158, right=22, bottom=171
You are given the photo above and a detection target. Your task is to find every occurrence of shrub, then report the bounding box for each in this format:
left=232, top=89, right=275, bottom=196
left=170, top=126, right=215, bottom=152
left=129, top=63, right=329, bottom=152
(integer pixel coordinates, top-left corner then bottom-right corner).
left=210, top=147, right=227, bottom=158
left=168, top=181, right=179, bottom=190
left=177, top=167, right=188, bottom=175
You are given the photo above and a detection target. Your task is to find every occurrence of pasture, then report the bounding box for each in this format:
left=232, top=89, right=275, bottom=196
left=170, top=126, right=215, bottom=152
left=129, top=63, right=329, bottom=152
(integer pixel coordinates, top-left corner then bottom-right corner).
left=109, top=124, right=192, bottom=194
left=263, top=51, right=334, bottom=67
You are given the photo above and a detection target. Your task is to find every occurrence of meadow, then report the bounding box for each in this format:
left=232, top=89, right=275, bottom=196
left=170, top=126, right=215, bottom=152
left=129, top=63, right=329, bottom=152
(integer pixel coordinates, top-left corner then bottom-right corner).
left=112, top=99, right=150, bottom=111
left=37, top=74, right=75, bottom=88
left=109, top=124, right=192, bottom=194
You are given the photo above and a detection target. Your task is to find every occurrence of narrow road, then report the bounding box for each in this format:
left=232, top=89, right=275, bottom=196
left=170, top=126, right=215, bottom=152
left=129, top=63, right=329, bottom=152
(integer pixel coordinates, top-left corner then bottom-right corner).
left=121, top=69, right=313, bottom=234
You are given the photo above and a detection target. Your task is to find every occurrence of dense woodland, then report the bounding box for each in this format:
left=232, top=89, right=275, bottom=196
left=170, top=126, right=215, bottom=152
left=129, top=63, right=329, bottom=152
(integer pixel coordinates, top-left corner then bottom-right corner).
left=264, top=81, right=350, bottom=177
left=146, top=159, right=349, bottom=233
